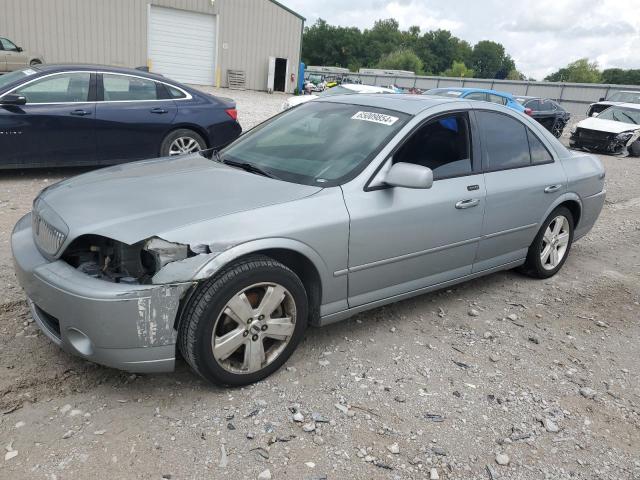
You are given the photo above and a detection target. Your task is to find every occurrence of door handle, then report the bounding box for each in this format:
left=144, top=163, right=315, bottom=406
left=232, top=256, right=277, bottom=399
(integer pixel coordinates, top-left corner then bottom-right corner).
left=455, top=198, right=480, bottom=209
left=150, top=107, right=168, bottom=114
left=544, top=184, right=563, bottom=193
left=70, top=109, right=91, bottom=116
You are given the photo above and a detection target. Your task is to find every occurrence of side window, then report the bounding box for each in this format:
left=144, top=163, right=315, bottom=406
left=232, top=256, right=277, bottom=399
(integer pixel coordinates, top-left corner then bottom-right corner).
left=166, top=84, right=186, bottom=99
left=15, top=73, right=91, bottom=103
left=0, top=38, right=18, bottom=51
left=393, top=113, right=472, bottom=180
left=527, top=129, right=554, bottom=165
left=465, top=92, right=487, bottom=101
left=477, top=111, right=531, bottom=171
left=526, top=100, right=541, bottom=111
left=539, top=100, right=553, bottom=111
left=488, top=94, right=507, bottom=105
left=103, top=74, right=158, bottom=101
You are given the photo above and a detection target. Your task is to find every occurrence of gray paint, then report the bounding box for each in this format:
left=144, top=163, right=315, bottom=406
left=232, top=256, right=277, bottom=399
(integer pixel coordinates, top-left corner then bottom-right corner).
left=12, top=95, right=605, bottom=374
left=0, top=0, right=303, bottom=90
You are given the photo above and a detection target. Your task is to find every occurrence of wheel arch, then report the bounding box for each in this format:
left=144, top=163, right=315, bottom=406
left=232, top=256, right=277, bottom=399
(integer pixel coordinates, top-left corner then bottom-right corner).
left=539, top=193, right=582, bottom=229
left=162, top=124, right=211, bottom=153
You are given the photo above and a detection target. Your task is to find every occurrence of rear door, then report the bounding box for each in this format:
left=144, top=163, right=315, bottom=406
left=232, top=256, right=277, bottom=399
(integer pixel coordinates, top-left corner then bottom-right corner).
left=473, top=109, right=567, bottom=272
left=95, top=73, right=177, bottom=163
left=2, top=71, right=97, bottom=167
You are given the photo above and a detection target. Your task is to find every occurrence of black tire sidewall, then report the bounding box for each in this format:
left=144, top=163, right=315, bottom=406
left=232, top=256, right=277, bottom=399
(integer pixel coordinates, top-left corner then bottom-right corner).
left=160, top=129, right=207, bottom=157
left=525, top=206, right=574, bottom=278
left=187, top=262, right=307, bottom=386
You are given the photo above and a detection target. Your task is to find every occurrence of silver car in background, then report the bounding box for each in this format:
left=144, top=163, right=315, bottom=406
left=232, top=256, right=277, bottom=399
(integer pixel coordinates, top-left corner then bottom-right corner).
left=12, top=94, right=606, bottom=386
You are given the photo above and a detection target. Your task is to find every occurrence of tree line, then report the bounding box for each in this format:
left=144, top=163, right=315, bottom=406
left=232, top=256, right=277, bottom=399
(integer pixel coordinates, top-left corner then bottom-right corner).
left=301, top=18, right=522, bottom=80
left=302, top=19, right=640, bottom=85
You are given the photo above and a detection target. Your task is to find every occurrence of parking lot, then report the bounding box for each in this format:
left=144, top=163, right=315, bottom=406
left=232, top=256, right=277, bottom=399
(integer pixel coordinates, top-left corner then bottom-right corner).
left=0, top=87, right=639, bottom=480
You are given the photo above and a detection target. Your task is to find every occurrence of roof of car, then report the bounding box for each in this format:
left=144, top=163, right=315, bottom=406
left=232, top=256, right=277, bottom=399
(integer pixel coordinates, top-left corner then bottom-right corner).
left=315, top=93, right=463, bottom=115
left=427, top=87, right=514, bottom=97
left=32, top=63, right=171, bottom=82
left=611, top=102, right=640, bottom=110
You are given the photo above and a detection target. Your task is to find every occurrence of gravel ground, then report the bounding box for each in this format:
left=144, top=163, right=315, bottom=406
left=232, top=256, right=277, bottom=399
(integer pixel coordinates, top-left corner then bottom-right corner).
left=0, top=88, right=639, bottom=480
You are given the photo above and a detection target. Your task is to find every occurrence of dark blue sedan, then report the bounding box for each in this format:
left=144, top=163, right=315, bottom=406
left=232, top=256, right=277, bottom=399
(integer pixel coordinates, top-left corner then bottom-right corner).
left=0, top=64, right=242, bottom=168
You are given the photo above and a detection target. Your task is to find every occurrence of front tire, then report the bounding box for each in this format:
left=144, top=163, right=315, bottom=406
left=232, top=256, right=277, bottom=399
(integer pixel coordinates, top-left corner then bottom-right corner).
left=160, top=129, right=206, bottom=157
left=521, top=206, right=574, bottom=279
left=178, top=255, right=308, bottom=386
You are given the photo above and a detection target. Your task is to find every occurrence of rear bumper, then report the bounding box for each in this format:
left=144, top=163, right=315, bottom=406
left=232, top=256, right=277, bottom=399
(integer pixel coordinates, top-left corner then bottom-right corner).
left=575, top=190, right=606, bottom=241
left=11, top=213, right=193, bottom=373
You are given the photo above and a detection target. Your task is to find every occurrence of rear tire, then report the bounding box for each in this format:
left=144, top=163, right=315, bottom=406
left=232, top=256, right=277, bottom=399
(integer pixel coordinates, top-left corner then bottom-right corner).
left=520, top=206, right=574, bottom=279
left=30, top=59, right=42, bottom=66
left=160, top=129, right=206, bottom=157
left=629, top=140, right=640, bottom=157
left=178, top=255, right=308, bottom=386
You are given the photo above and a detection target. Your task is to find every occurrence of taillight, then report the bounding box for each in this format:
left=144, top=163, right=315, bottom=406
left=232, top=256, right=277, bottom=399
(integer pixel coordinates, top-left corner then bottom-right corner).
left=225, top=108, right=238, bottom=121
left=524, top=108, right=533, bottom=116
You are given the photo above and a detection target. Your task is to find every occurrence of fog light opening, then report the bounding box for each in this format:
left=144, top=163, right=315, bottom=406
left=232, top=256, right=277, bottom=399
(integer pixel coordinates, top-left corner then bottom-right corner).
left=66, top=328, right=94, bottom=356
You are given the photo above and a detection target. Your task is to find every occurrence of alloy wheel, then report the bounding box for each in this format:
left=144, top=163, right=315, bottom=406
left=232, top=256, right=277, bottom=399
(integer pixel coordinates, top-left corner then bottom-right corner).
left=540, top=215, right=570, bottom=270
left=211, top=282, right=297, bottom=374
left=168, top=136, right=201, bottom=155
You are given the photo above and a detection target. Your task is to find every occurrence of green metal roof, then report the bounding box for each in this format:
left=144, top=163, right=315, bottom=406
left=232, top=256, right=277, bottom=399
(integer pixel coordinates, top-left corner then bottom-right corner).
left=268, top=0, right=305, bottom=21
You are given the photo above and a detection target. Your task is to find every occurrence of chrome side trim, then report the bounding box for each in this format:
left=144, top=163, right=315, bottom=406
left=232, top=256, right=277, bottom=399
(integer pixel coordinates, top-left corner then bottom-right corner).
left=0, top=70, right=193, bottom=105
left=483, top=223, right=537, bottom=239
left=349, top=236, right=481, bottom=274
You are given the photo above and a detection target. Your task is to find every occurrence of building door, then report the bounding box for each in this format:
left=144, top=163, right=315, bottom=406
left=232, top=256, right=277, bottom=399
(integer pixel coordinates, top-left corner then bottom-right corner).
left=274, top=58, right=287, bottom=92
left=148, top=6, right=216, bottom=85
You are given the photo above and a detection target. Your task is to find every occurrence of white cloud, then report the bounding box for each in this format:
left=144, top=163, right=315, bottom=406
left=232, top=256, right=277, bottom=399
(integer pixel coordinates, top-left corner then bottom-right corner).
left=283, top=0, right=640, bottom=79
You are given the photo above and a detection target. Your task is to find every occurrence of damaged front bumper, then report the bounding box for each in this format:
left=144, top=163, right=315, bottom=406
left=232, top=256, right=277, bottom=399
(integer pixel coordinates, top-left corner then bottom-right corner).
left=11, top=213, right=193, bottom=373
left=570, top=130, right=640, bottom=157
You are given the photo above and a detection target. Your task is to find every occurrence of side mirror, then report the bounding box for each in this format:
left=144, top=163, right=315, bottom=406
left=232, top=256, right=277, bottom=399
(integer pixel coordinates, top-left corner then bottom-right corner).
left=385, top=162, right=433, bottom=189
left=16, top=46, right=23, bottom=52
left=599, top=97, right=605, bottom=101
left=0, top=94, right=27, bottom=106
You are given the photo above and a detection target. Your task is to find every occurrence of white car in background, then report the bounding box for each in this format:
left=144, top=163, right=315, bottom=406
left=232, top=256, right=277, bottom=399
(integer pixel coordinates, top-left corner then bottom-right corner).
left=282, top=84, right=394, bottom=110
left=570, top=103, right=640, bottom=157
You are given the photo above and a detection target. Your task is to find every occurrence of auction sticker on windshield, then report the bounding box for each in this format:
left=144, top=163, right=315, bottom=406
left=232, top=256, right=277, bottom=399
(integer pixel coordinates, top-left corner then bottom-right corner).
left=351, top=111, right=399, bottom=126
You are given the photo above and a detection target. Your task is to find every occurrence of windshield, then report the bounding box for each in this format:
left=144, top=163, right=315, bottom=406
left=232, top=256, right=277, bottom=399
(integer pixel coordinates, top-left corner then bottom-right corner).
left=0, top=67, right=39, bottom=90
left=607, top=92, right=640, bottom=103
left=221, top=102, right=409, bottom=186
left=425, top=89, right=463, bottom=98
left=319, top=86, right=352, bottom=96
left=598, top=106, right=640, bottom=125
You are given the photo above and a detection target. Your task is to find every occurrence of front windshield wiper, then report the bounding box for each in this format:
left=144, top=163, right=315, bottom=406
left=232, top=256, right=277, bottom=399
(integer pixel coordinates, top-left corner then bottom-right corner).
left=618, top=111, right=638, bottom=124
left=222, top=158, right=279, bottom=179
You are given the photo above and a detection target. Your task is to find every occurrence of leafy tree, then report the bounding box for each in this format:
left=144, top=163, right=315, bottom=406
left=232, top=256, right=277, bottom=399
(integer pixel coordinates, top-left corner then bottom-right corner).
left=601, top=68, right=640, bottom=85
left=506, top=69, right=526, bottom=80
left=443, top=61, right=474, bottom=78
left=361, top=19, right=404, bottom=67
left=470, top=41, right=511, bottom=79
left=376, top=49, right=423, bottom=73
left=545, top=58, right=601, bottom=83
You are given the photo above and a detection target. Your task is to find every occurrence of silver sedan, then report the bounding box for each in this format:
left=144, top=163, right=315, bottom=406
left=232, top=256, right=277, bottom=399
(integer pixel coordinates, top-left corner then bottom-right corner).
left=12, top=94, right=606, bottom=386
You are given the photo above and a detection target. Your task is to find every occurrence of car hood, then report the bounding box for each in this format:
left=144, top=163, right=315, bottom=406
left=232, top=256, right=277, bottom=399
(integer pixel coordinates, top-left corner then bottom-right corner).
left=38, top=154, right=322, bottom=246
left=576, top=116, right=640, bottom=134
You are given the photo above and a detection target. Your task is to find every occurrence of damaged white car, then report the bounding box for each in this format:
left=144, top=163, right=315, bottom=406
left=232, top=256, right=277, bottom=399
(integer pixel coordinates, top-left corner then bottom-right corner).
left=570, top=103, right=640, bottom=157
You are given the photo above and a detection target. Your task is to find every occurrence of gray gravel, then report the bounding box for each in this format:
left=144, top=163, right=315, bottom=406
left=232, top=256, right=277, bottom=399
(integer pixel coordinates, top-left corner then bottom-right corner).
left=0, top=87, right=639, bottom=480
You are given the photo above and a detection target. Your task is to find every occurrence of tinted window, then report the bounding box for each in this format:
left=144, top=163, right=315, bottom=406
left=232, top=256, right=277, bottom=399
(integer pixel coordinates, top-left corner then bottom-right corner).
left=488, top=94, right=507, bottom=105
left=16, top=72, right=90, bottom=103
left=394, top=114, right=472, bottom=180
left=538, top=100, right=554, bottom=111
left=527, top=129, right=553, bottom=164
left=526, top=99, right=542, bottom=110
left=166, top=84, right=186, bottom=99
left=477, top=111, right=530, bottom=171
left=465, top=92, right=487, bottom=101
left=103, top=74, right=158, bottom=101
left=550, top=101, right=564, bottom=111
left=222, top=102, right=408, bottom=186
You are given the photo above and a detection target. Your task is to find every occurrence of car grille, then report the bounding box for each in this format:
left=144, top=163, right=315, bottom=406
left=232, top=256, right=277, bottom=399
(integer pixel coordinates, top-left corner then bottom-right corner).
left=32, top=210, right=66, bottom=256
left=576, top=128, right=615, bottom=144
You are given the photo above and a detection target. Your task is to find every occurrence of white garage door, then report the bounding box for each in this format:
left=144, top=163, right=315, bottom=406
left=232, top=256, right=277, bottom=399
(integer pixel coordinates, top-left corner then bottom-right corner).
left=148, top=6, right=216, bottom=85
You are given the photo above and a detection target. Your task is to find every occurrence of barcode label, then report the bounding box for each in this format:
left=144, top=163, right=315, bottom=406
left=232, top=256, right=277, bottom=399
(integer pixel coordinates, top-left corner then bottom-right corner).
left=351, top=111, right=399, bottom=126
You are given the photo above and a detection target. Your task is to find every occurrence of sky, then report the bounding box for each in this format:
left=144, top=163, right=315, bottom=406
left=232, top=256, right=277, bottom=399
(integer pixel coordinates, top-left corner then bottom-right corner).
left=283, top=0, right=640, bottom=79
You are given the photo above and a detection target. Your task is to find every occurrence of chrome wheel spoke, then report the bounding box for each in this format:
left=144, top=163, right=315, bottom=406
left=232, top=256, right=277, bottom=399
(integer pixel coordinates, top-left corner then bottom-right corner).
left=257, top=285, right=286, bottom=318
left=225, top=293, right=254, bottom=325
left=550, top=247, right=560, bottom=267
left=213, top=327, right=247, bottom=361
left=243, top=338, right=266, bottom=372
left=264, top=317, right=295, bottom=340
left=541, top=244, right=552, bottom=264
left=557, top=232, right=570, bottom=246
left=543, top=228, right=553, bottom=244
left=552, top=218, right=563, bottom=236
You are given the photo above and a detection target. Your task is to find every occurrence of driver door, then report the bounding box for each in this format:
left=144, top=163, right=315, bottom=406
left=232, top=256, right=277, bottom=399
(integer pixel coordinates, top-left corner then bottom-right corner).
left=343, top=110, right=486, bottom=307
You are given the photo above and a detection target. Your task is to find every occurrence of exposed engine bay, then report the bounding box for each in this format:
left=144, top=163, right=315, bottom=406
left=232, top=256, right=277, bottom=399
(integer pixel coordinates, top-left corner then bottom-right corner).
left=61, top=236, right=202, bottom=284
